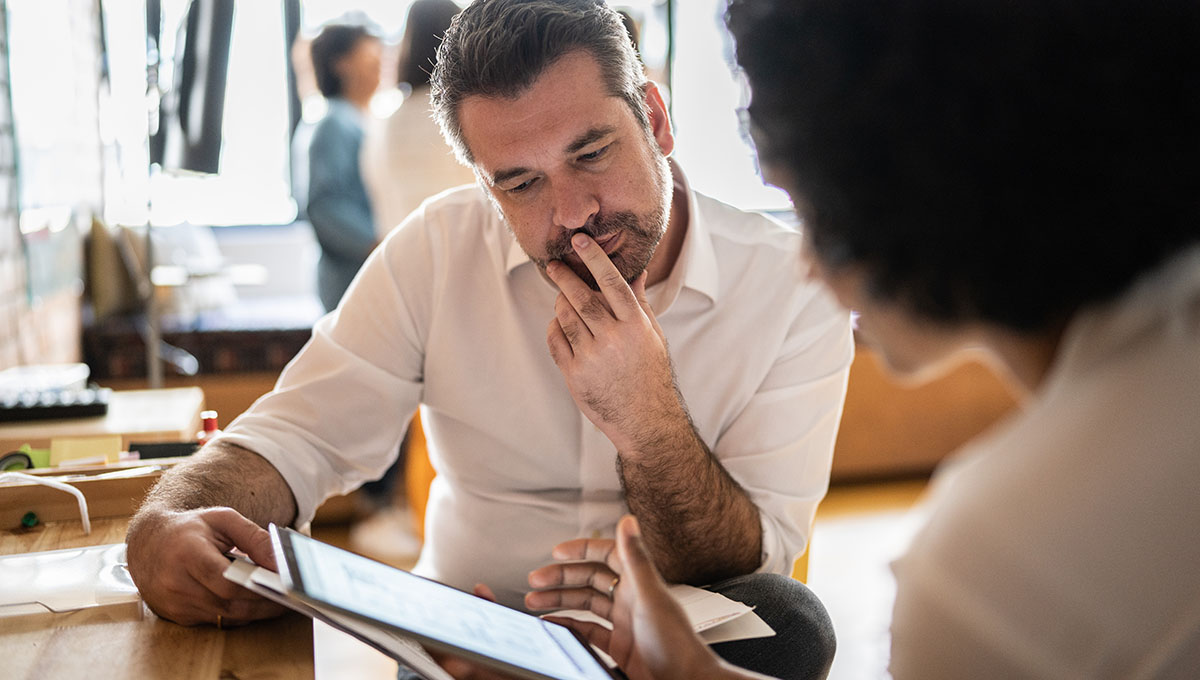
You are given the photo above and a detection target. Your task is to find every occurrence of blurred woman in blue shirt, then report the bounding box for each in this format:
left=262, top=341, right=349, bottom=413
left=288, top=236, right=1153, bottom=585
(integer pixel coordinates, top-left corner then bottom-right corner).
left=307, top=24, right=382, bottom=312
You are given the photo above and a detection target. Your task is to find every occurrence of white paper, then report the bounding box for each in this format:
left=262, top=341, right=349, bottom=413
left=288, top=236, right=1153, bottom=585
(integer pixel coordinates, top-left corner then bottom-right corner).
left=547, top=583, right=774, bottom=643
left=669, top=584, right=762, bottom=633
left=697, top=608, right=776, bottom=644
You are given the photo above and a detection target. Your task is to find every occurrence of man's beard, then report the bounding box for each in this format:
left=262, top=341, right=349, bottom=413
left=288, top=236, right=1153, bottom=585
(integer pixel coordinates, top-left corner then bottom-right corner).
left=539, top=203, right=667, bottom=290
left=537, top=152, right=672, bottom=290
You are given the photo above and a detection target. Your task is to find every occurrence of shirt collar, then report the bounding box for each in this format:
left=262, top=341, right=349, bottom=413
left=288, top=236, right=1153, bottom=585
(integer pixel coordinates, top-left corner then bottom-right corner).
left=503, top=160, right=720, bottom=313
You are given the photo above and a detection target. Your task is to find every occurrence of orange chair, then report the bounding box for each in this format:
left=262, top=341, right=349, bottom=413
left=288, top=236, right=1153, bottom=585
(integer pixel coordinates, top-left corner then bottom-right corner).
left=403, top=414, right=437, bottom=541
left=792, top=545, right=811, bottom=583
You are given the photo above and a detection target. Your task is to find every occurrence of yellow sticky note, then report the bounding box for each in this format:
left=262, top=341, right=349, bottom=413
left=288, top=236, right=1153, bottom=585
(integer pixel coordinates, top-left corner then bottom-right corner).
left=49, top=435, right=123, bottom=466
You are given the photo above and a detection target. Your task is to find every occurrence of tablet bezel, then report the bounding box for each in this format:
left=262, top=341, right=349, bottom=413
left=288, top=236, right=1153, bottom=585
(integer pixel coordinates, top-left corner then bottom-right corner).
left=269, top=524, right=622, bottom=680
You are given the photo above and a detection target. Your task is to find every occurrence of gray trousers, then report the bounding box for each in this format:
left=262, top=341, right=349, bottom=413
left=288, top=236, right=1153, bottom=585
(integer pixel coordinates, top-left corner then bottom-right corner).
left=397, top=572, right=835, bottom=680
left=706, top=572, right=836, bottom=680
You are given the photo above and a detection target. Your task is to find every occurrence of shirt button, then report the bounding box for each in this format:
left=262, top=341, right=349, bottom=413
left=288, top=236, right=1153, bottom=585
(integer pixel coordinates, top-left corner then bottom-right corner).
left=590, top=529, right=602, bottom=539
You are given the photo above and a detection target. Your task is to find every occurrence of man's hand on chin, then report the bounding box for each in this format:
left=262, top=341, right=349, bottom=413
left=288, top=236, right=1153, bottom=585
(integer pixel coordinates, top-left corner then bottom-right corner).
left=544, top=232, right=688, bottom=454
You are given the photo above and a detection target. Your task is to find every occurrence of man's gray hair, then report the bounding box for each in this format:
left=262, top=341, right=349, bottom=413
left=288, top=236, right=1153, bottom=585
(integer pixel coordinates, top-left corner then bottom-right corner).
left=431, top=0, right=649, bottom=166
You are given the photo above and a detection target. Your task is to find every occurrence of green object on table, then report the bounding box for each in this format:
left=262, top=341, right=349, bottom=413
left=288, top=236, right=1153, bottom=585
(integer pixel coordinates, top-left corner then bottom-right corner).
left=21, top=511, right=38, bottom=528
left=0, top=451, right=32, bottom=470
left=18, top=443, right=51, bottom=468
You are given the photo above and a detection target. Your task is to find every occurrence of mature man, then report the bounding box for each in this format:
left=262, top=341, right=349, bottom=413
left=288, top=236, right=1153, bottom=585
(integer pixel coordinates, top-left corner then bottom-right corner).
left=126, top=1, right=851, bottom=676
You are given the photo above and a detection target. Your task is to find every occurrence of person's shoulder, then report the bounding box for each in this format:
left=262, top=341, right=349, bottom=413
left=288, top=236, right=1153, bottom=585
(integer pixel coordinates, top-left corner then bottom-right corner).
left=382, top=183, right=507, bottom=276
left=312, top=104, right=362, bottom=141
left=392, top=184, right=495, bottom=240
left=689, top=189, right=811, bottom=293
left=416, top=183, right=488, bottom=219
left=692, top=190, right=802, bottom=254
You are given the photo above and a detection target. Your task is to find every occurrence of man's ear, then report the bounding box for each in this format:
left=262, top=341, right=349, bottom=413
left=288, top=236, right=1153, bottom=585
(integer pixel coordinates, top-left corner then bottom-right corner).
left=644, top=82, right=675, bottom=157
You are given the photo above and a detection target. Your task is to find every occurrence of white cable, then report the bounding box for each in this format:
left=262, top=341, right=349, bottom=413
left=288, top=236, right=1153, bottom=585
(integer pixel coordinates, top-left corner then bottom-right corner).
left=0, top=472, right=92, bottom=535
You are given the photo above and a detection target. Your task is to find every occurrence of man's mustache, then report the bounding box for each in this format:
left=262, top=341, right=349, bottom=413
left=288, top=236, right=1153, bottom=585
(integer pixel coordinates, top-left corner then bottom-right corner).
left=546, top=212, right=640, bottom=259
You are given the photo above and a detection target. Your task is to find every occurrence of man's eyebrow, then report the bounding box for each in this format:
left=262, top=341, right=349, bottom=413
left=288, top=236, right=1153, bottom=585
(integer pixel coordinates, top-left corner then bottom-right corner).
left=489, top=126, right=619, bottom=185
left=491, top=166, right=533, bottom=186
left=565, top=126, right=617, bottom=154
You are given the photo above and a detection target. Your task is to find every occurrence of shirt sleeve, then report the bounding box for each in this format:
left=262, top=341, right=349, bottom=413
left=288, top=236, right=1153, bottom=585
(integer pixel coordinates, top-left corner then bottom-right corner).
left=717, top=285, right=854, bottom=576
left=217, top=212, right=434, bottom=526
left=307, top=115, right=376, bottom=263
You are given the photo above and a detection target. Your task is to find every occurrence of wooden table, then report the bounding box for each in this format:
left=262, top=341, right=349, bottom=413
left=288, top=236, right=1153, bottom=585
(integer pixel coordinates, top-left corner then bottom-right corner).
left=0, top=387, right=205, bottom=453
left=0, top=517, right=314, bottom=679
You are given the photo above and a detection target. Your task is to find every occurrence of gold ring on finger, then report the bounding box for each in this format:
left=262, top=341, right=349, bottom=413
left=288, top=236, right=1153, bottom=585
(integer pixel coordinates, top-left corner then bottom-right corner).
left=607, top=575, right=620, bottom=598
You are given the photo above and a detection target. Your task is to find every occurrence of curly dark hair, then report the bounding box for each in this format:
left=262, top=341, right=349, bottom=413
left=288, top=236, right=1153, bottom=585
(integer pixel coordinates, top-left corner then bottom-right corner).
left=310, top=24, right=377, bottom=99
left=430, top=0, right=647, bottom=164
left=727, top=0, right=1200, bottom=331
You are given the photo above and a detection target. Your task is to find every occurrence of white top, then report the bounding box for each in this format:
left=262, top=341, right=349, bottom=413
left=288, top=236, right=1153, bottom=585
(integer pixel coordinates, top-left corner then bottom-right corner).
left=220, top=177, right=853, bottom=608
left=361, top=89, right=477, bottom=238
left=889, top=246, right=1200, bottom=679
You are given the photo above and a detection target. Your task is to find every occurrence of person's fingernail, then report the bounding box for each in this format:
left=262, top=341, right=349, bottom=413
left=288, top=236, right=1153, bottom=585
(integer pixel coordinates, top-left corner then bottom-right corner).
left=572, top=233, right=591, bottom=249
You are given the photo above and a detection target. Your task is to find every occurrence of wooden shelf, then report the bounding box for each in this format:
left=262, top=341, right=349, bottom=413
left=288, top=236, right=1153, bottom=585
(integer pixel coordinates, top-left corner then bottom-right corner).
left=0, top=387, right=205, bottom=453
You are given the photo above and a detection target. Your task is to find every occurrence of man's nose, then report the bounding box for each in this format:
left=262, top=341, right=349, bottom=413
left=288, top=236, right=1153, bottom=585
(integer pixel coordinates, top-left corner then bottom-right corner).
left=550, top=174, right=599, bottom=233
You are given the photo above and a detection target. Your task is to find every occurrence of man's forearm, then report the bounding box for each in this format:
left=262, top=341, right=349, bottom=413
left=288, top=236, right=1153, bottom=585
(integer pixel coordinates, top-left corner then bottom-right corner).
left=135, top=441, right=297, bottom=528
left=540, top=233, right=765, bottom=584
left=617, top=410, right=763, bottom=585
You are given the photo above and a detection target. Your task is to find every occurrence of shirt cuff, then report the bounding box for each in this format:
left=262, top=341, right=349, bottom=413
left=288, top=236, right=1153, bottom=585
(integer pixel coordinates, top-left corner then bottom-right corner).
left=755, top=510, right=805, bottom=576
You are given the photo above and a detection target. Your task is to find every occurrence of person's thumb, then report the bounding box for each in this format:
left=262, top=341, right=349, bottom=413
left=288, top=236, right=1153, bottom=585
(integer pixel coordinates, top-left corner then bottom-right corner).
left=213, top=510, right=277, bottom=571
left=616, top=514, right=666, bottom=600
left=473, top=583, right=498, bottom=603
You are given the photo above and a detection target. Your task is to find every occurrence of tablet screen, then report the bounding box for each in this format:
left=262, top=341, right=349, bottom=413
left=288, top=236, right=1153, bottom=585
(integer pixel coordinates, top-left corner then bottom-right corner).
left=275, top=527, right=616, bottom=680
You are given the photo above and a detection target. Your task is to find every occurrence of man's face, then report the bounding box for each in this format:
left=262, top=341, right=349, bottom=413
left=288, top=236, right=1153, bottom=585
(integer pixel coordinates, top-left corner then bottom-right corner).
left=457, top=51, right=674, bottom=290
left=337, top=37, right=382, bottom=100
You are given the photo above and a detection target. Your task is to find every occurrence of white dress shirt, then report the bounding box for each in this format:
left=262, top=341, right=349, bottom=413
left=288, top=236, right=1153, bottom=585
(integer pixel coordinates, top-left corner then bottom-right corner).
left=889, top=246, right=1200, bottom=678
left=220, top=173, right=853, bottom=608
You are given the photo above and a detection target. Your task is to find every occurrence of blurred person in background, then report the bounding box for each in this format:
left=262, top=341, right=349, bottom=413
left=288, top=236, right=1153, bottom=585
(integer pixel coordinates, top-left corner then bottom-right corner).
left=362, top=0, right=473, bottom=239
left=307, top=23, right=382, bottom=313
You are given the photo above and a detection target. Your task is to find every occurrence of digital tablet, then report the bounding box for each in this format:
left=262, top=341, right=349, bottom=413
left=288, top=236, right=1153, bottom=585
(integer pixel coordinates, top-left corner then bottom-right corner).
left=269, top=525, right=622, bottom=680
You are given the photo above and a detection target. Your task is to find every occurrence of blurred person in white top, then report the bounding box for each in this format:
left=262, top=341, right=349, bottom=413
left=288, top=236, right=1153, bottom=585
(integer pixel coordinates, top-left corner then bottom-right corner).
left=361, top=0, right=473, bottom=238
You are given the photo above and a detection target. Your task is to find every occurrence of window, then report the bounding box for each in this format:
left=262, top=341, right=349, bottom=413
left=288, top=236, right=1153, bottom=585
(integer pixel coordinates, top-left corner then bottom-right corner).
left=99, top=0, right=787, bottom=228
left=670, top=0, right=792, bottom=212
left=103, top=1, right=292, bottom=228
